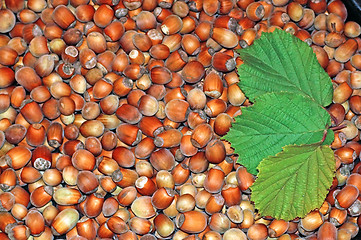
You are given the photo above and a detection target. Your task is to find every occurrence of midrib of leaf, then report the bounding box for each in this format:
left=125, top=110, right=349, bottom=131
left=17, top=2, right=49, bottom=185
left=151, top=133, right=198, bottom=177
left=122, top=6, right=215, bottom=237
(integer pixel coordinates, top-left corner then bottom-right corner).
left=240, top=38, right=306, bottom=94
left=317, top=149, right=335, bottom=189
left=237, top=103, right=329, bottom=136
left=242, top=63, right=298, bottom=88
left=239, top=117, right=327, bottom=135
left=303, top=152, right=312, bottom=211
left=241, top=50, right=302, bottom=89
left=264, top=34, right=303, bottom=89
left=238, top=131, right=326, bottom=136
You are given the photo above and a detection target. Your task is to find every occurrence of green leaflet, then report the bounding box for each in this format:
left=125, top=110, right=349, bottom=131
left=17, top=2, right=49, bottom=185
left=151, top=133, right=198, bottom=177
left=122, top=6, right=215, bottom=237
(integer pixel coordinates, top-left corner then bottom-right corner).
left=224, top=92, right=333, bottom=175
left=250, top=143, right=335, bottom=221
left=237, top=28, right=333, bottom=107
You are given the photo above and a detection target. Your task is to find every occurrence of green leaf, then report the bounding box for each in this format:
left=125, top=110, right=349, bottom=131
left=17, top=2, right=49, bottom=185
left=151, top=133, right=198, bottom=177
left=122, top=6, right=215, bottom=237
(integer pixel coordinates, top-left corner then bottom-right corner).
left=237, top=28, right=333, bottom=107
left=250, top=143, right=335, bottom=221
left=223, top=92, right=333, bottom=175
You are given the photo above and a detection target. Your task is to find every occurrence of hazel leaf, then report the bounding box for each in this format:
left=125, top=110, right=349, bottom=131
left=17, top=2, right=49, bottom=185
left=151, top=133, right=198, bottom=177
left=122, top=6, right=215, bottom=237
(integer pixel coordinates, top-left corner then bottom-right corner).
left=223, top=92, right=333, bottom=175
left=237, top=28, right=333, bottom=107
left=251, top=143, right=335, bottom=221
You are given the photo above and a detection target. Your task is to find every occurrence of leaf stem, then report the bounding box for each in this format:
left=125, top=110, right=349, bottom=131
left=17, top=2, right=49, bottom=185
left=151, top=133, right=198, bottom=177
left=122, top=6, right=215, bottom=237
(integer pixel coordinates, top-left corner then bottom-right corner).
left=330, top=124, right=347, bottom=131
left=321, top=124, right=346, bottom=143
left=321, top=130, right=328, bottom=143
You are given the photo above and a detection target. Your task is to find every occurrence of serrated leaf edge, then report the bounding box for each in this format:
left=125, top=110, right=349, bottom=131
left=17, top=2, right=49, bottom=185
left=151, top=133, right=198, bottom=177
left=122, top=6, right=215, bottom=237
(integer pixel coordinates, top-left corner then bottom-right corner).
left=250, top=142, right=335, bottom=221
left=223, top=92, right=333, bottom=175
left=236, top=28, right=333, bottom=107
